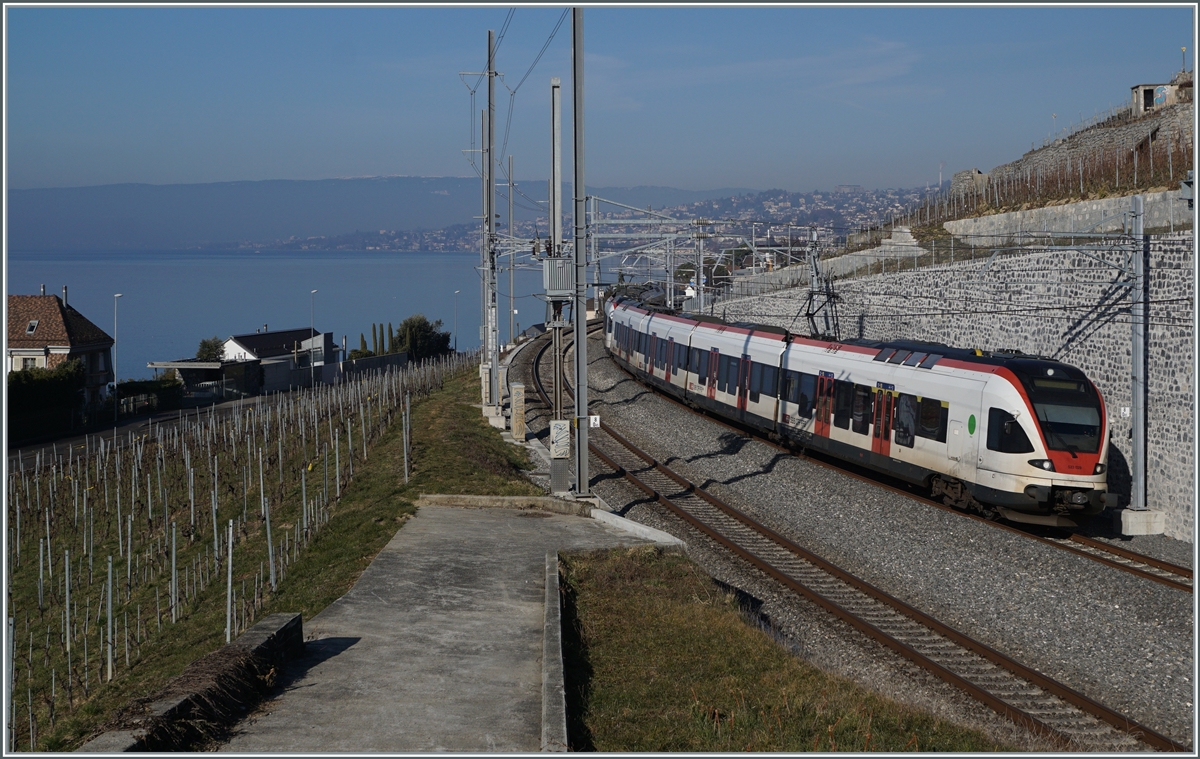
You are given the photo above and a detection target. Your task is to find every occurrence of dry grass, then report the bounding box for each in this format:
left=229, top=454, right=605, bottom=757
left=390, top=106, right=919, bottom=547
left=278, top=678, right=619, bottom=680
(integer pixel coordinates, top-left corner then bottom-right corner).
left=560, top=546, right=1015, bottom=752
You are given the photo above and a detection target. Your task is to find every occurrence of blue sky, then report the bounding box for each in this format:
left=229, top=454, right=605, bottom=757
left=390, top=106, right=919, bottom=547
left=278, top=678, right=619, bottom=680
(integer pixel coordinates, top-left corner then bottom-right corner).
left=5, top=4, right=1195, bottom=192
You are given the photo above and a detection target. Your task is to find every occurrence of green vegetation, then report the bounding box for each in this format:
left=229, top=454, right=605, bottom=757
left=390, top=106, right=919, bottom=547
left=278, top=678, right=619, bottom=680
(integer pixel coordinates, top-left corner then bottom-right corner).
left=195, top=336, right=225, bottom=362
left=560, top=547, right=1013, bottom=752
left=10, top=360, right=538, bottom=751
left=7, top=359, right=85, bottom=440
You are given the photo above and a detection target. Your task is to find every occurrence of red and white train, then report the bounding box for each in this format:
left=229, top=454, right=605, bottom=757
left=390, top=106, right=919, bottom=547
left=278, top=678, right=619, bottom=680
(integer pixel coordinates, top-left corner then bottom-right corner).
left=603, top=288, right=1110, bottom=527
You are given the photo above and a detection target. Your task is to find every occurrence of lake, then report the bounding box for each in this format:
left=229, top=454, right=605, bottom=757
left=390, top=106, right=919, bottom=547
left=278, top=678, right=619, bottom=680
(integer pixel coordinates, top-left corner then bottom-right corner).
left=6, top=250, right=551, bottom=380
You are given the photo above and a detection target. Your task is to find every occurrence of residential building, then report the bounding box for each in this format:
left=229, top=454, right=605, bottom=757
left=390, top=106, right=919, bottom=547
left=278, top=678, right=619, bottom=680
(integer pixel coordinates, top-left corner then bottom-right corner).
left=7, top=288, right=114, bottom=405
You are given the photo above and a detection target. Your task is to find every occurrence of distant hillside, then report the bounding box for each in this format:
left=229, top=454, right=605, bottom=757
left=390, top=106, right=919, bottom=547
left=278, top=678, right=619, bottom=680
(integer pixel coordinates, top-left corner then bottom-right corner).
left=7, top=177, right=754, bottom=251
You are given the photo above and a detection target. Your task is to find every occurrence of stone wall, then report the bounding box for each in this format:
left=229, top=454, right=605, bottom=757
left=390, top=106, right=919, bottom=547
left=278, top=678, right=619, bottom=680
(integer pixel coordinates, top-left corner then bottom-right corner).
left=945, top=189, right=1193, bottom=246
left=990, top=102, right=1193, bottom=184
left=719, top=232, right=1194, bottom=541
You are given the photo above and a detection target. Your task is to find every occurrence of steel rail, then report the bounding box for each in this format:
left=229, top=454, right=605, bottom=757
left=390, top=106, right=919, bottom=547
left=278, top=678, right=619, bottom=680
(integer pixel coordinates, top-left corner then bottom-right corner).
left=529, top=326, right=1190, bottom=753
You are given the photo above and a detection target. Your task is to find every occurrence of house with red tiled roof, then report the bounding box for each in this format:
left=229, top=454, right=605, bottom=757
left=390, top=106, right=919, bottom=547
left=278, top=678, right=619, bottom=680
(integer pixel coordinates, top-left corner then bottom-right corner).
left=7, top=287, right=114, bottom=406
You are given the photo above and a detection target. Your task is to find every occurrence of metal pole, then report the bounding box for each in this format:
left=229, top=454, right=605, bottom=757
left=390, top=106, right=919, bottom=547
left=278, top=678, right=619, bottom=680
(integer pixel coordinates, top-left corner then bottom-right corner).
left=225, top=520, right=233, bottom=642
left=310, top=289, right=318, bottom=387
left=106, top=556, right=113, bottom=681
left=509, top=154, right=515, bottom=348
left=572, top=7, right=590, bottom=497
left=113, top=294, right=122, bottom=422
left=1130, top=195, right=1147, bottom=511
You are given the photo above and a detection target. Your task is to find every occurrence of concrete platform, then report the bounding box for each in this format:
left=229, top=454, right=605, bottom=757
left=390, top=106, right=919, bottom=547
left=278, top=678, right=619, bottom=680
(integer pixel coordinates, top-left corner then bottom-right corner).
left=217, top=504, right=664, bottom=753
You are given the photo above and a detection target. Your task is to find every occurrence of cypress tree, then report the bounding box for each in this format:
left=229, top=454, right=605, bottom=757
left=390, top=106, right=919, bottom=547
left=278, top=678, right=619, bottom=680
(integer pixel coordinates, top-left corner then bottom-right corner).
left=371, top=324, right=378, bottom=355
left=387, top=322, right=394, bottom=354
left=359, top=333, right=367, bottom=353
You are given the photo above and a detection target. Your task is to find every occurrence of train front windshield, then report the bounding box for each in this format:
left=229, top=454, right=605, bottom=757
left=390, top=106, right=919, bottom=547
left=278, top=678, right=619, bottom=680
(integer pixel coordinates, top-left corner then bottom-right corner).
left=1024, top=377, right=1102, bottom=454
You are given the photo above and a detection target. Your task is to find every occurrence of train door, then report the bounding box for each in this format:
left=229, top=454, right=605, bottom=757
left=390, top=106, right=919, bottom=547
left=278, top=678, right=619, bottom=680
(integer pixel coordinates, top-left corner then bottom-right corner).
left=707, top=349, right=719, bottom=400
left=736, top=354, right=751, bottom=412
left=814, top=371, right=834, bottom=437
left=947, top=416, right=979, bottom=483
left=666, top=337, right=674, bottom=382
left=648, top=334, right=658, bottom=376
left=872, top=387, right=894, bottom=456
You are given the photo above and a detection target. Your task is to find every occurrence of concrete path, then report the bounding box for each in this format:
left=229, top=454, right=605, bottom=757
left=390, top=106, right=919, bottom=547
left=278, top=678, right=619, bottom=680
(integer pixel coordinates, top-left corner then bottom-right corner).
left=217, top=505, right=656, bottom=753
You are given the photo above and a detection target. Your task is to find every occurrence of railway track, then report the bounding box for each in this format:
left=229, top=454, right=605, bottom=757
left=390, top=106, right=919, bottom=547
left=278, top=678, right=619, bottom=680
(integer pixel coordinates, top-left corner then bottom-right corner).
left=529, top=327, right=1189, bottom=753
left=580, top=329, right=1192, bottom=594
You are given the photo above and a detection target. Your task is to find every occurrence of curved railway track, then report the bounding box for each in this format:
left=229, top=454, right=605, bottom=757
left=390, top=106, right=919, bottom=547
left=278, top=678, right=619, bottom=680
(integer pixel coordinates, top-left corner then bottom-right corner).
left=581, top=328, right=1191, bottom=594
left=528, top=326, right=1189, bottom=753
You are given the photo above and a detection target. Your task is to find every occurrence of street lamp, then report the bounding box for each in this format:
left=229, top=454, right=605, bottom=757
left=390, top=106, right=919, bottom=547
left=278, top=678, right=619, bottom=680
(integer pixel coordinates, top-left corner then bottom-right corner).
left=113, top=294, right=122, bottom=423
left=453, top=290, right=461, bottom=353
left=310, top=289, right=318, bottom=388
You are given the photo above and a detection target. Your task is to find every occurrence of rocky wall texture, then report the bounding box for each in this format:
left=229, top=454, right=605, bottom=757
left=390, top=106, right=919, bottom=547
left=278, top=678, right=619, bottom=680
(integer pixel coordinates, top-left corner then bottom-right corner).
left=990, top=103, right=1194, bottom=184
left=718, top=232, right=1194, bottom=541
left=945, top=189, right=1193, bottom=246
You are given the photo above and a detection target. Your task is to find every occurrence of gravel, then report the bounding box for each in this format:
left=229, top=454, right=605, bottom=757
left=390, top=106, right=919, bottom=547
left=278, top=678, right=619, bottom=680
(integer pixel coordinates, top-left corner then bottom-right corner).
left=530, top=332, right=1193, bottom=750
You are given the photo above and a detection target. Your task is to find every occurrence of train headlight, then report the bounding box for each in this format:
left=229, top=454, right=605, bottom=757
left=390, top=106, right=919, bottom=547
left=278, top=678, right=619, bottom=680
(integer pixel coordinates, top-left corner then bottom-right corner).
left=1093, top=463, right=1106, bottom=475
left=1028, top=459, right=1055, bottom=472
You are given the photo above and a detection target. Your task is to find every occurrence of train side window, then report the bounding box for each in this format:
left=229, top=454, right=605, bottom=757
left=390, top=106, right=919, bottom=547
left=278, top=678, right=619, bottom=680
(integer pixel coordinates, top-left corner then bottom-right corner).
left=717, top=354, right=730, bottom=392
left=986, top=408, right=1035, bottom=453
left=760, top=363, right=778, bottom=400
left=797, top=373, right=816, bottom=418
left=675, top=343, right=688, bottom=374
left=724, top=356, right=740, bottom=394
left=894, top=393, right=918, bottom=448
left=748, top=362, right=761, bottom=402
left=833, top=380, right=853, bottom=429
left=697, top=350, right=709, bottom=385
left=784, top=370, right=801, bottom=404
left=851, top=384, right=874, bottom=435
left=917, top=397, right=949, bottom=443
left=656, top=338, right=666, bottom=369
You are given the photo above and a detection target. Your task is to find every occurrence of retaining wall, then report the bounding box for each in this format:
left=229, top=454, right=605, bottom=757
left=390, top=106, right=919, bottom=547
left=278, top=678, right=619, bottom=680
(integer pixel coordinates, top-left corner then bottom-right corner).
left=944, top=189, right=1193, bottom=247
left=719, top=232, right=1194, bottom=541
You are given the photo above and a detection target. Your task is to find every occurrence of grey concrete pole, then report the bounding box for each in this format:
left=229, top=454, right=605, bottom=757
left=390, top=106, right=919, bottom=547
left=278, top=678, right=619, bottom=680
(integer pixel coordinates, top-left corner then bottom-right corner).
left=1130, top=194, right=1147, bottom=511
left=572, top=7, right=590, bottom=497
left=487, top=29, right=500, bottom=408
left=551, top=78, right=562, bottom=253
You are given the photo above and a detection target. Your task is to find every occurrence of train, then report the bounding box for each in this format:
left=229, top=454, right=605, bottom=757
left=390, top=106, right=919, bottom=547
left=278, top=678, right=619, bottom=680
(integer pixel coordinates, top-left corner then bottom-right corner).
left=601, top=286, right=1110, bottom=527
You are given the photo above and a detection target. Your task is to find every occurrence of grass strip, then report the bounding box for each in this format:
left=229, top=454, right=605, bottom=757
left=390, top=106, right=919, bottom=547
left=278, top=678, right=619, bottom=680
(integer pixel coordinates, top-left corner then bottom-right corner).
left=560, top=546, right=1015, bottom=752
left=46, top=368, right=541, bottom=750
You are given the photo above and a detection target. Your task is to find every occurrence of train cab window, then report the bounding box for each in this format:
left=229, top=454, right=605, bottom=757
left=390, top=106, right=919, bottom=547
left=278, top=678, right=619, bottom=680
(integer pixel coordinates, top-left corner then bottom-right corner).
left=902, top=352, right=927, bottom=367
left=917, top=353, right=943, bottom=370
left=916, top=397, right=949, bottom=443
left=833, top=380, right=853, bottom=429
left=887, top=350, right=911, bottom=364
left=986, top=408, right=1035, bottom=454
left=851, top=384, right=874, bottom=434
left=873, top=348, right=896, bottom=362
left=894, top=393, right=918, bottom=447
